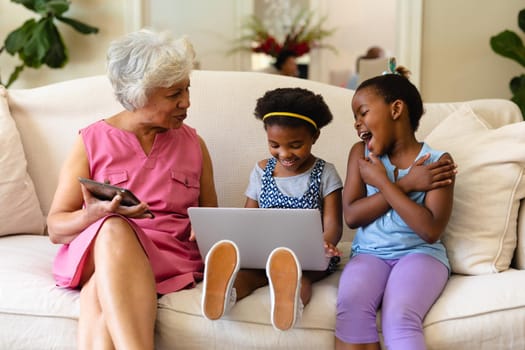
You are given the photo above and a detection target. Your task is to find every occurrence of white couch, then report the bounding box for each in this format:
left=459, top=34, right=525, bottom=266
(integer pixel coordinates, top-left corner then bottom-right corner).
left=1, top=70, right=525, bottom=350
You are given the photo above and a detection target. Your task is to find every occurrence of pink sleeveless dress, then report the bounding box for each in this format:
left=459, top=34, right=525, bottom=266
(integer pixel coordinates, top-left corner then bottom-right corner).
left=52, top=120, right=204, bottom=294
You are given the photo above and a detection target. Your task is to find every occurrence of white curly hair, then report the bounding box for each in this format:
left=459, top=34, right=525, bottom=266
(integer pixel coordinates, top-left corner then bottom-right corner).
left=106, top=28, right=195, bottom=111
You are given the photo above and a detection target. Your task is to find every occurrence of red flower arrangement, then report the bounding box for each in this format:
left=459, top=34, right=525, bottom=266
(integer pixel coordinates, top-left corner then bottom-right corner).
left=253, top=36, right=282, bottom=57
left=233, top=9, right=336, bottom=58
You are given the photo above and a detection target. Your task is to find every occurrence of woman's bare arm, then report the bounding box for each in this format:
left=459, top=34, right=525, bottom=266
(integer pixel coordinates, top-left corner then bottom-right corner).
left=198, top=136, right=218, bottom=208
left=47, top=136, right=120, bottom=244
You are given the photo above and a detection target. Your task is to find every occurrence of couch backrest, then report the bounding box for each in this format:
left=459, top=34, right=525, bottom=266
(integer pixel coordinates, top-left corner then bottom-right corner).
left=6, top=70, right=523, bottom=241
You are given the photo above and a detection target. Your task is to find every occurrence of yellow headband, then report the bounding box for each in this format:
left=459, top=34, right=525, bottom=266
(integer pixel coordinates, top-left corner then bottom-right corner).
left=262, top=112, right=318, bottom=129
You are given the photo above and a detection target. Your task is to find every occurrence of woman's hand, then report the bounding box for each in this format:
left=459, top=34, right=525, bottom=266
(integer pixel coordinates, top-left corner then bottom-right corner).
left=80, top=184, right=152, bottom=220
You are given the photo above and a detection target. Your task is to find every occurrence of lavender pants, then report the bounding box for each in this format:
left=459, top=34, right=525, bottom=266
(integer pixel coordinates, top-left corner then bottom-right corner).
left=336, top=253, right=448, bottom=350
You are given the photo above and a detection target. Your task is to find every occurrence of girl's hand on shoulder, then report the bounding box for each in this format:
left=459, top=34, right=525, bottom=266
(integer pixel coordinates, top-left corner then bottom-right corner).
left=324, top=240, right=341, bottom=257
left=358, top=153, right=388, bottom=188
left=400, top=153, right=457, bottom=193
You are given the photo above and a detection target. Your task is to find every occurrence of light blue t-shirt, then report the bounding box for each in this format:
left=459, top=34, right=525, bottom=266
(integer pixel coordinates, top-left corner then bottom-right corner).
left=351, top=142, right=450, bottom=271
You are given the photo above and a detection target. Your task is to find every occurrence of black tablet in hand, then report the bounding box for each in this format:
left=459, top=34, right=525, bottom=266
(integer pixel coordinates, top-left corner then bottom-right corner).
left=78, top=177, right=154, bottom=218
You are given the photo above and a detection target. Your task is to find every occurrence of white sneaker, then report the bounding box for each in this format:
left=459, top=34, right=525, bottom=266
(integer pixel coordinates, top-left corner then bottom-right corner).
left=201, top=240, right=240, bottom=320
left=266, top=247, right=302, bottom=331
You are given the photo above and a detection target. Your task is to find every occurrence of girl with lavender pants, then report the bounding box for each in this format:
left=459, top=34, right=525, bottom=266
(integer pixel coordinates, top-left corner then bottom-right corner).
left=336, top=253, right=448, bottom=349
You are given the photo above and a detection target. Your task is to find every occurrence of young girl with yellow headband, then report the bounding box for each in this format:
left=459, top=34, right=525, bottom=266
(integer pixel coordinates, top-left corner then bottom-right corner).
left=201, top=87, right=343, bottom=331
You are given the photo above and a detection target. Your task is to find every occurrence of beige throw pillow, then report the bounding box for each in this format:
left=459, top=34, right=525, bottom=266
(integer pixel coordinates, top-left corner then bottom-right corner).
left=0, top=86, right=45, bottom=236
left=425, top=104, right=525, bottom=275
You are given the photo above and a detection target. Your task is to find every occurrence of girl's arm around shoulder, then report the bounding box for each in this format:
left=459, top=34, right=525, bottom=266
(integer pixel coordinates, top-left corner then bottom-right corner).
left=198, top=136, right=218, bottom=207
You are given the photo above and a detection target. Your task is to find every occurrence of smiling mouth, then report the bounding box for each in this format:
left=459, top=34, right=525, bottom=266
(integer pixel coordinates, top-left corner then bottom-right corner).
left=280, top=159, right=297, bottom=167
left=359, top=131, right=372, bottom=141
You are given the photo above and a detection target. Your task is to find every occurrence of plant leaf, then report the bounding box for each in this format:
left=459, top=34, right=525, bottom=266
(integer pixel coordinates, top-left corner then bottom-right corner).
left=12, top=0, right=70, bottom=16
left=510, top=88, right=525, bottom=120
left=510, top=74, right=525, bottom=94
left=11, top=0, right=37, bottom=12
left=5, top=0, right=98, bottom=87
left=4, top=19, right=37, bottom=55
left=509, top=74, right=525, bottom=119
left=490, top=30, right=525, bottom=67
left=20, top=18, right=52, bottom=68
left=56, top=16, right=99, bottom=34
left=42, top=18, right=67, bottom=68
left=519, top=8, right=525, bottom=33
left=6, top=64, right=25, bottom=88
left=43, top=0, right=70, bottom=17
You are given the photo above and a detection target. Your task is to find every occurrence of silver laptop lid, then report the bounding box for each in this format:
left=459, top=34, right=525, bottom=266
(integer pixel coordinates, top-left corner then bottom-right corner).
left=189, top=207, right=329, bottom=271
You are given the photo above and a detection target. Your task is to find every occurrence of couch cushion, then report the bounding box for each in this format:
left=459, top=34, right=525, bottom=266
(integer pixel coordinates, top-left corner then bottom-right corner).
left=423, top=268, right=525, bottom=349
left=0, top=86, right=45, bottom=236
left=7, top=76, right=121, bottom=217
left=425, top=104, right=525, bottom=274
left=0, top=235, right=79, bottom=349
left=0, top=235, right=79, bottom=317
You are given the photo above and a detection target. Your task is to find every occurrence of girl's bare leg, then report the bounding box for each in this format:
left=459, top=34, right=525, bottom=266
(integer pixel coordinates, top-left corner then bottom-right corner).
left=234, top=268, right=268, bottom=299
left=301, top=270, right=330, bottom=306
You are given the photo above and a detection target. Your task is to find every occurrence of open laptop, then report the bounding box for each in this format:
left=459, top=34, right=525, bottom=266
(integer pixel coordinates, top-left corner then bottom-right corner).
left=188, top=207, right=329, bottom=271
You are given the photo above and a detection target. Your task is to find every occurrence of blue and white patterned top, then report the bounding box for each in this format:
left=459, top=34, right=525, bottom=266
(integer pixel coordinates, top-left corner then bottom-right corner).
left=245, top=157, right=342, bottom=210
left=260, top=157, right=324, bottom=209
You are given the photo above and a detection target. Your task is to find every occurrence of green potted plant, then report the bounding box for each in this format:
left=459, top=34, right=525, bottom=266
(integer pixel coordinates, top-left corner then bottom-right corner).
left=0, top=0, right=99, bottom=88
left=490, top=8, right=525, bottom=119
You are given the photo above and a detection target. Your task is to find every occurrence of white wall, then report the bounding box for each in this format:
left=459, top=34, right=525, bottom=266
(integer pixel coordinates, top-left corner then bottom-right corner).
left=420, top=0, right=524, bottom=102
left=313, top=0, right=397, bottom=85
left=1, top=0, right=523, bottom=106
left=147, top=0, right=249, bottom=71
left=145, top=0, right=397, bottom=86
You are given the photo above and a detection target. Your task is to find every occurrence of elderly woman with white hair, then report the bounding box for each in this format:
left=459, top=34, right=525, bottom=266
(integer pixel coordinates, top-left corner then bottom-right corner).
left=46, top=28, right=217, bottom=349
